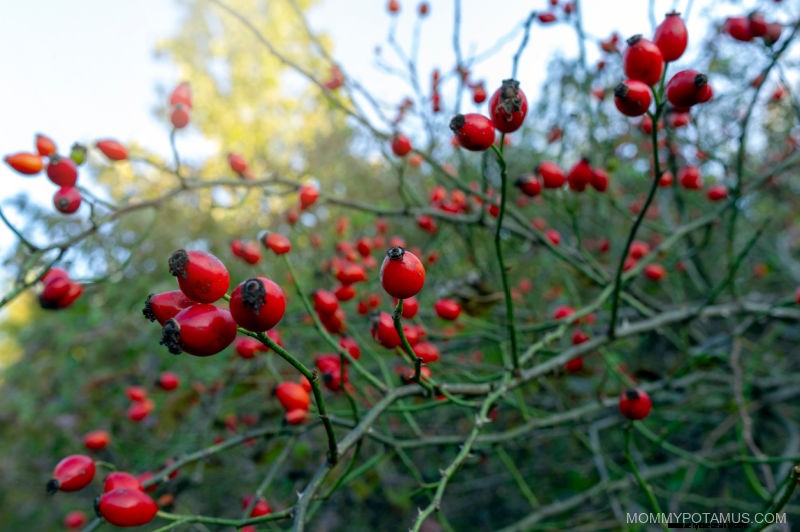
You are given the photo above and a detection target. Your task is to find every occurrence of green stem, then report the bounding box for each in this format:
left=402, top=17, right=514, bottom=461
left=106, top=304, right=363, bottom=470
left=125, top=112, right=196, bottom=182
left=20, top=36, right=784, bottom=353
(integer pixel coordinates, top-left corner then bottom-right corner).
left=490, top=141, right=520, bottom=375
left=624, top=424, right=667, bottom=530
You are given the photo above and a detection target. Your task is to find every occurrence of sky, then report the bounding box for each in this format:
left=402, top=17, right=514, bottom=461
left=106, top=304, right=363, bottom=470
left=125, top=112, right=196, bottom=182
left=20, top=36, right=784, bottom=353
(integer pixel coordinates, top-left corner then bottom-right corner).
left=0, top=0, right=763, bottom=250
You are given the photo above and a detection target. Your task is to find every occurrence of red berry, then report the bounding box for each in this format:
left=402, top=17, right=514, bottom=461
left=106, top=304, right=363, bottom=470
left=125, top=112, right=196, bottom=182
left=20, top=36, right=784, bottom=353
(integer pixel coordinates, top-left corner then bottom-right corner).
left=53, top=186, right=82, bottom=214
left=434, top=298, right=461, bottom=320
left=659, top=171, right=674, bottom=187
left=567, top=158, right=592, bottom=191
left=41, top=275, right=70, bottom=302
left=161, top=303, right=237, bottom=356
left=400, top=296, right=419, bottom=318
left=46, top=155, right=78, bottom=187
left=235, top=336, right=264, bottom=359
left=653, top=11, right=688, bottom=62
left=590, top=168, right=609, bottom=192
left=725, top=16, right=752, bottom=42
left=413, top=341, right=440, bottom=363
left=47, top=455, right=95, bottom=494
left=170, top=103, right=191, bottom=129
left=678, top=165, right=703, bottom=190
left=316, top=354, right=348, bottom=391
left=387, top=0, right=399, bottom=14
left=763, top=22, right=782, bottom=46
left=553, top=305, right=576, bottom=321
left=572, top=330, right=590, bottom=345
left=333, top=283, right=356, bottom=301
left=103, top=471, right=142, bottom=493
left=169, top=81, right=193, bottom=109
left=4, top=151, right=43, bottom=175
left=472, top=82, right=487, bottom=104
left=228, top=152, right=249, bottom=176
left=418, top=2, right=429, bottom=16
left=707, top=184, right=728, bottom=201
left=488, top=79, right=528, bottom=133
left=564, top=356, right=584, bottom=373
left=643, top=263, right=666, bottom=281
left=64, top=510, right=87, bottom=529
left=614, top=80, right=652, bottom=117
left=36, top=133, right=57, bottom=157
left=168, top=249, right=230, bottom=304
left=126, top=385, right=148, bottom=402
left=629, top=240, right=651, bottom=259
left=622, top=35, right=664, bottom=87
left=298, top=184, right=320, bottom=210
left=275, top=382, right=311, bottom=411
left=538, top=12, right=557, bottom=24
left=619, top=388, right=652, bottom=420
left=97, top=488, right=158, bottom=527
left=338, top=336, right=361, bottom=359
left=380, top=247, right=426, bottom=299
left=263, top=232, right=291, bottom=255
left=95, top=139, right=128, bottom=161
left=313, top=289, right=340, bottom=316
left=84, top=429, right=111, bottom=451
left=546, top=228, right=561, bottom=245
left=242, top=495, right=272, bottom=518
left=537, top=161, right=566, bottom=189
left=391, top=133, right=412, bottom=157
left=515, top=174, right=542, bottom=197
left=44, top=280, right=82, bottom=309
left=666, top=70, right=711, bottom=109
left=450, top=113, right=496, bottom=151
left=143, top=290, right=195, bottom=325
left=371, top=311, right=401, bottom=348
left=228, top=277, right=286, bottom=332
left=157, top=371, right=180, bottom=391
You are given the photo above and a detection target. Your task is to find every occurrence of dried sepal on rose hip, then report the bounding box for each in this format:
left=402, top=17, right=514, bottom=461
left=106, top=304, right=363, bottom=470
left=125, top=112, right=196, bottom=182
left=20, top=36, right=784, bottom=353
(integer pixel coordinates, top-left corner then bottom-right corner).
left=380, top=246, right=426, bottom=299
left=168, top=249, right=230, bottom=304
left=160, top=303, right=237, bottom=356
left=488, top=79, right=528, bottom=133
left=228, top=277, right=286, bottom=332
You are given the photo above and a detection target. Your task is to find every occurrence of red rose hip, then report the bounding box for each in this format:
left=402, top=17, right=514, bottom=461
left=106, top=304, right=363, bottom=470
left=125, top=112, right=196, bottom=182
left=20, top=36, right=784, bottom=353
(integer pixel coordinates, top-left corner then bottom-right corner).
left=380, top=247, right=426, bottom=299
left=168, top=249, right=230, bottom=304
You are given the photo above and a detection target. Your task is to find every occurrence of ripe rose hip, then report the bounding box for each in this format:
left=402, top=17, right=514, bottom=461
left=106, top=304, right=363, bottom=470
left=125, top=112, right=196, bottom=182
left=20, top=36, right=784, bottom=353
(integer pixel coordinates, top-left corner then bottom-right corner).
left=313, top=289, right=340, bottom=316
left=228, top=152, right=249, bottom=176
left=103, top=471, right=142, bottom=493
left=623, top=35, right=664, bottom=87
left=46, top=156, right=78, bottom=187
left=53, top=186, right=82, bottom=215
left=413, top=341, right=440, bottom=363
left=567, top=158, right=592, bottom=191
left=450, top=113, right=495, bottom=151
left=143, top=290, right=195, bottom=325
left=168, top=249, right=230, bottom=304
left=590, top=168, right=609, bottom=192
left=298, top=184, right=320, bottom=210
left=666, top=70, right=712, bottom=109
left=371, top=311, right=401, bottom=349
left=235, top=336, right=264, bottom=359
left=391, top=133, right=412, bottom=157
left=619, top=388, right=652, bottom=420
left=537, top=161, right=566, bottom=188
left=169, top=81, right=193, bottom=109
left=643, top=263, right=666, bottom=281
left=263, top=232, right=291, bottom=255
left=64, top=510, right=87, bottom=529
left=97, top=488, right=158, bottom=527
left=84, top=429, right=111, bottom=451
left=95, top=139, right=128, bottom=161
left=339, top=336, right=362, bottom=359
left=4, top=152, right=43, bottom=175
left=725, top=16, right=752, bottom=42
left=47, top=454, right=96, bottom=494
left=36, top=133, right=57, bottom=157
left=157, top=371, right=180, bottom=391
left=434, top=298, right=461, bottom=320
left=488, top=79, right=528, bottom=133
left=515, top=174, right=542, bottom=197
left=653, top=11, right=688, bottom=62
left=170, top=103, right=191, bottom=129
left=678, top=165, right=703, bottom=190
left=380, top=247, right=425, bottom=299
left=614, top=80, right=652, bottom=117
left=275, top=382, right=311, bottom=411
left=161, top=303, right=237, bottom=356
left=707, top=184, right=728, bottom=201
left=229, top=277, right=286, bottom=332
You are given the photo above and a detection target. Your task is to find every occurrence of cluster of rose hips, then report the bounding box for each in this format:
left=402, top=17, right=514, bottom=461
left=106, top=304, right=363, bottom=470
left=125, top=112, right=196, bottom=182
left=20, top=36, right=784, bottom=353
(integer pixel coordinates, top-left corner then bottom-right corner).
left=47, top=454, right=159, bottom=527
left=38, top=267, right=83, bottom=310
left=613, top=12, right=713, bottom=118
left=516, top=157, right=610, bottom=196
left=724, top=12, right=783, bottom=45
left=274, top=378, right=312, bottom=424
left=536, top=0, right=576, bottom=24
left=449, top=78, right=528, bottom=151
left=143, top=248, right=286, bottom=358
